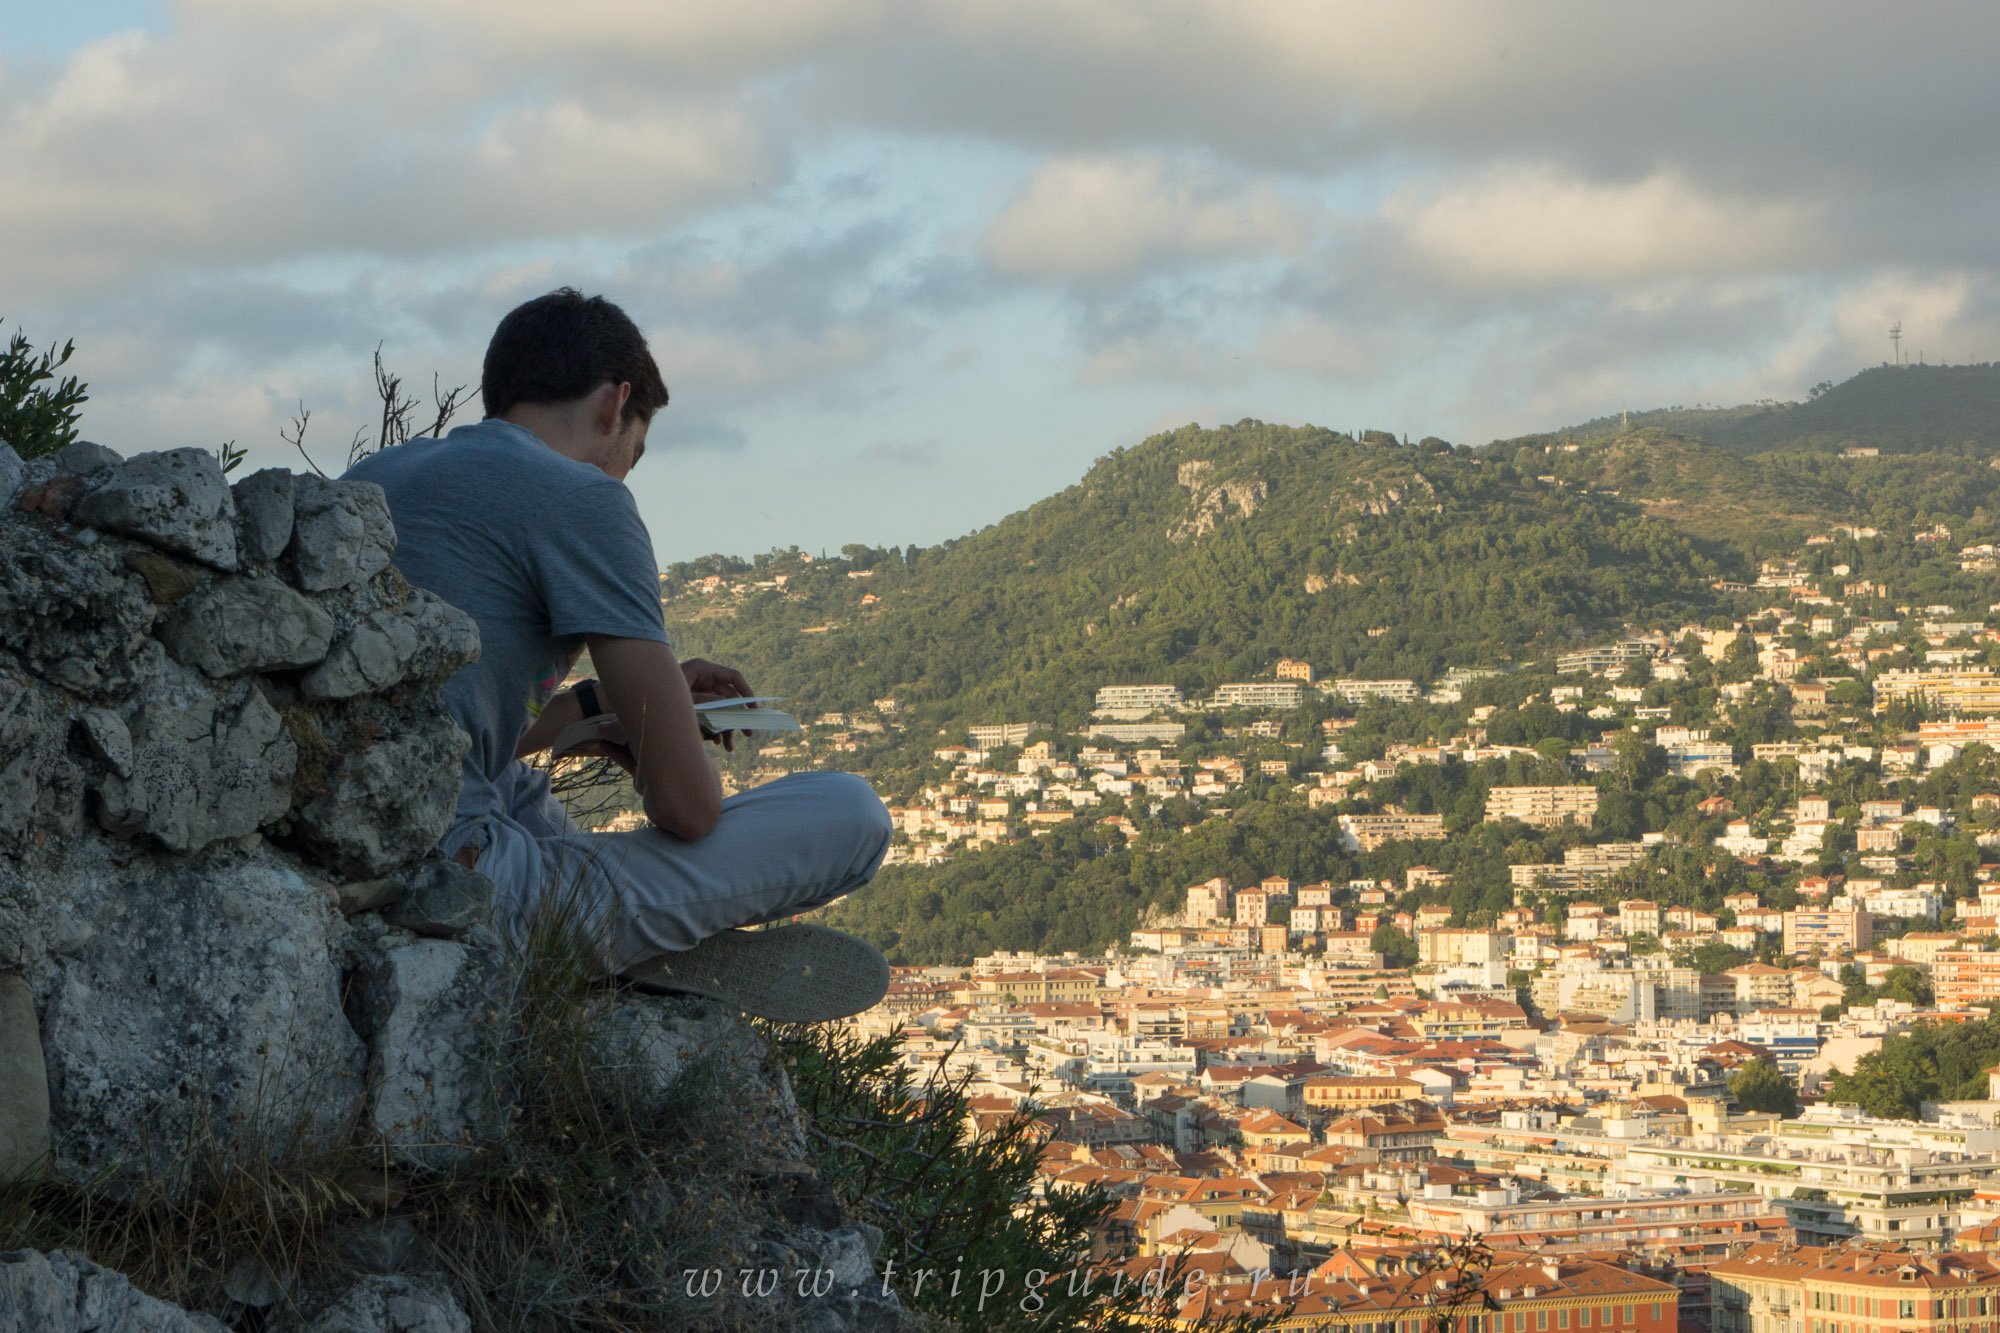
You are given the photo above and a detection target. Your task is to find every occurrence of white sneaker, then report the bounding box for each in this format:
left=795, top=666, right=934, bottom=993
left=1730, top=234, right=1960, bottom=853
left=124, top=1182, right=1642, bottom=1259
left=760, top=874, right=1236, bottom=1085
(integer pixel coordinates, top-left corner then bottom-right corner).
left=620, top=925, right=890, bottom=1023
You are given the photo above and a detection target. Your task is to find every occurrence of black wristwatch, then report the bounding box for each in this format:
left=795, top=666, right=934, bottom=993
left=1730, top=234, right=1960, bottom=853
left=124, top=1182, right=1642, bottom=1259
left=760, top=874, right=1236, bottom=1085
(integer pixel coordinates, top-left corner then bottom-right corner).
left=572, top=678, right=603, bottom=719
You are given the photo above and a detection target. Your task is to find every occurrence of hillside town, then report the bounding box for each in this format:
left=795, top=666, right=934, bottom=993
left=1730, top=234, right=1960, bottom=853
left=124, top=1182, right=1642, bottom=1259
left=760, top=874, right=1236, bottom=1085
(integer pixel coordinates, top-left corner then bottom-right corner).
left=817, top=517, right=2000, bottom=1327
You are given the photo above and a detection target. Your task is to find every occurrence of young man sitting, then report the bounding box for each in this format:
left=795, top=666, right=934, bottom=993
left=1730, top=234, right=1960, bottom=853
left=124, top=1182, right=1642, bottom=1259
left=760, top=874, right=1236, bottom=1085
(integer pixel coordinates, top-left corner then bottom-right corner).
left=347, top=288, right=893, bottom=1020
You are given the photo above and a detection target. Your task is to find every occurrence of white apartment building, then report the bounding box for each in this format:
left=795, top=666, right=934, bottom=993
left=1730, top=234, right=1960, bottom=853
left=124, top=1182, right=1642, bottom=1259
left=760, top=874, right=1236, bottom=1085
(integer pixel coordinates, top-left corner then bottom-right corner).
left=1557, top=641, right=1654, bottom=675
left=1084, top=722, right=1186, bottom=743
left=969, top=722, right=1040, bottom=748
left=1092, top=684, right=1185, bottom=717
left=1668, top=742, right=1739, bottom=779
left=1509, top=842, right=1651, bottom=894
left=1330, top=678, right=1422, bottom=704
left=1486, top=785, right=1601, bottom=828
left=1080, top=1037, right=1200, bottom=1101
left=1849, top=884, right=1944, bottom=921
left=1210, top=681, right=1306, bottom=709
left=1617, top=1105, right=2000, bottom=1249
left=1714, top=821, right=1771, bottom=857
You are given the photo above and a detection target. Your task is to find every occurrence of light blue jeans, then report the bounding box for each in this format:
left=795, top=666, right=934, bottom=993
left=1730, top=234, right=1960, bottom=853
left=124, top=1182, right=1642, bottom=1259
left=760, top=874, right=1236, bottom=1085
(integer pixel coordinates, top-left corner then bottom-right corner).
left=445, top=763, right=892, bottom=974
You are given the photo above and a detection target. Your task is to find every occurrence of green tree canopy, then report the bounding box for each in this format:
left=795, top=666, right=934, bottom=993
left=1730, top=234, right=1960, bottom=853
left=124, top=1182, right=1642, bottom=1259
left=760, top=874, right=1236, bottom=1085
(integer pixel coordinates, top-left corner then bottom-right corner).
left=1826, top=1017, right=2000, bottom=1119
left=1729, top=1057, right=1799, bottom=1117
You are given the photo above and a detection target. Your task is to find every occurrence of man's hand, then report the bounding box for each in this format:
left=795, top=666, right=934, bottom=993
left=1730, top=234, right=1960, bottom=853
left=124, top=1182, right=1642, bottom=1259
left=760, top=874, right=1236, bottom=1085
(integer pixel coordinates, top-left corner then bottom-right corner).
left=585, top=635, right=723, bottom=840
left=680, top=657, right=751, bottom=700
left=681, top=657, right=754, bottom=751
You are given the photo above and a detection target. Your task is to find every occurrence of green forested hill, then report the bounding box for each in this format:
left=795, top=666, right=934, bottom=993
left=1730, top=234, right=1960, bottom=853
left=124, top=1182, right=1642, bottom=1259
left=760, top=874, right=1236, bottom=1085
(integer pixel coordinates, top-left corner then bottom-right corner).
left=1561, top=362, right=2000, bottom=457
left=1488, top=426, right=2000, bottom=552
left=666, top=414, right=2000, bottom=746
left=666, top=422, right=1732, bottom=735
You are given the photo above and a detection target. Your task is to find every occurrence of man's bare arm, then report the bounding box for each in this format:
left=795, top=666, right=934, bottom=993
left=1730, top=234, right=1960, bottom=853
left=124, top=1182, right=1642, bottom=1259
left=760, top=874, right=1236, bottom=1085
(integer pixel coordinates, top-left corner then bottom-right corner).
left=584, top=634, right=723, bottom=840
left=515, top=685, right=585, bottom=759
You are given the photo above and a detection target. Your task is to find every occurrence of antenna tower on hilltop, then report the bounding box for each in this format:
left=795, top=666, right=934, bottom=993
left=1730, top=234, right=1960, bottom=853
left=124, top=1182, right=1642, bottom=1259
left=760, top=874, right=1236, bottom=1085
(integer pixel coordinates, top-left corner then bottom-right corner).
left=1889, top=321, right=1903, bottom=367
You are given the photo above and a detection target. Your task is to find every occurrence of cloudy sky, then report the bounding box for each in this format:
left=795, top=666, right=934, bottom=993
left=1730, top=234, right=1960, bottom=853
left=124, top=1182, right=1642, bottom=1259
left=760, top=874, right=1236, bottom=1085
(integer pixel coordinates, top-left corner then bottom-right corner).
left=6, top=3, right=1998, bottom=561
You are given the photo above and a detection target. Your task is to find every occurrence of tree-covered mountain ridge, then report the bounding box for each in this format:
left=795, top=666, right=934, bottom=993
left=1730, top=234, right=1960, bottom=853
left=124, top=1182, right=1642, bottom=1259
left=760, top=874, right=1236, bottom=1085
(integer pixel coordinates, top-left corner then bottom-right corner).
left=665, top=421, right=1736, bottom=731
left=1558, top=361, right=2000, bottom=457
left=666, top=423, right=1998, bottom=752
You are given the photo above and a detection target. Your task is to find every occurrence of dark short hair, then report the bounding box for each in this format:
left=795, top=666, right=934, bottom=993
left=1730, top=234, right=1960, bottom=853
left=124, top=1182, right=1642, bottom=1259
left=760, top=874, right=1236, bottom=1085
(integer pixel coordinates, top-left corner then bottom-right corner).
left=481, top=288, right=669, bottom=424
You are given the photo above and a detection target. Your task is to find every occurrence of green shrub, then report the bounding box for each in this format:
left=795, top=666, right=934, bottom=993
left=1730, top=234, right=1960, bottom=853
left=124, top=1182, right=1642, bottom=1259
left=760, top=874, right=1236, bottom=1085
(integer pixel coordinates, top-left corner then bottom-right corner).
left=0, top=322, right=87, bottom=460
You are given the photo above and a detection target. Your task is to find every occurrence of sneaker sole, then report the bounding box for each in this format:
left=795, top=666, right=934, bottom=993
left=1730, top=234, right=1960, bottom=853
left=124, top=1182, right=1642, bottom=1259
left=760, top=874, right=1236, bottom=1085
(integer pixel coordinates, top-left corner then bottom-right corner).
left=619, top=925, right=890, bottom=1023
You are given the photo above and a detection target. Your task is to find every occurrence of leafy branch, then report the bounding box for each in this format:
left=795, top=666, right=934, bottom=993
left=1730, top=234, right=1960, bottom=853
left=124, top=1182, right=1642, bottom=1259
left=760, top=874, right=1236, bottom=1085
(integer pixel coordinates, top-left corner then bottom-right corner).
left=0, top=320, right=88, bottom=461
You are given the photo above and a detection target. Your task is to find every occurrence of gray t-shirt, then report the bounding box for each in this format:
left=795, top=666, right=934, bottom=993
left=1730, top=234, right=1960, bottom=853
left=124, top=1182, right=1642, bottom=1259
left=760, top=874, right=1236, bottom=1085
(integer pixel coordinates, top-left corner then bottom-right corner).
left=346, top=419, right=670, bottom=831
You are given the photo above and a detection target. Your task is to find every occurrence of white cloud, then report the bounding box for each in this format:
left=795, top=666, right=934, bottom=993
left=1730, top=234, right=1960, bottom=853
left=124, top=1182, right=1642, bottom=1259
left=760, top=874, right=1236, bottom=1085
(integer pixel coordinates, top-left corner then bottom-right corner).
left=1831, top=271, right=1980, bottom=366
left=654, top=321, right=898, bottom=395
left=1382, top=168, right=1820, bottom=291
left=0, top=15, right=779, bottom=302
left=984, top=155, right=1307, bottom=281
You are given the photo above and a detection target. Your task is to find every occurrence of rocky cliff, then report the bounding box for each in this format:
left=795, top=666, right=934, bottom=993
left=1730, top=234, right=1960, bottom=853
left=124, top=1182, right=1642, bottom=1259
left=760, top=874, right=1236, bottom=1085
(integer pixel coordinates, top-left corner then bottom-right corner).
left=0, top=442, right=904, bottom=1331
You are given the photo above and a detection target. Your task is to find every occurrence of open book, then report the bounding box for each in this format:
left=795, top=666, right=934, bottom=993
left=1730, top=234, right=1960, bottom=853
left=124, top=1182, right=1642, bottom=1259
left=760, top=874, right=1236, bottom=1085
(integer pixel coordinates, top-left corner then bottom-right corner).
left=550, top=698, right=801, bottom=760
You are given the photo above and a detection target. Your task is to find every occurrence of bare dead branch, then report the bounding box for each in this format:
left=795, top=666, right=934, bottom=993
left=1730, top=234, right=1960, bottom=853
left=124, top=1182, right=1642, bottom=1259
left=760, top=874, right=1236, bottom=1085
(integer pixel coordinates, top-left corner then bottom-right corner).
left=356, top=343, right=422, bottom=468
left=422, top=372, right=474, bottom=440
left=279, top=402, right=329, bottom=478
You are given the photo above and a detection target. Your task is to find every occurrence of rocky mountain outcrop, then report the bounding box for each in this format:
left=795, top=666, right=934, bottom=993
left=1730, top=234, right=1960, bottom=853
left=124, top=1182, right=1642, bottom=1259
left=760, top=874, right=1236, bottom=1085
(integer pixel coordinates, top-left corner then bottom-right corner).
left=1169, top=457, right=1267, bottom=541
left=0, top=442, right=904, bottom=1332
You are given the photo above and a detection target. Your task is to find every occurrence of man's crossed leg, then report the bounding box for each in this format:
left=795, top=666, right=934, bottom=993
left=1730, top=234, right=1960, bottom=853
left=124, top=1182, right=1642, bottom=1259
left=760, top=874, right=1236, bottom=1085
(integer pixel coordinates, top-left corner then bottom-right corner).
left=455, top=762, right=894, bottom=1019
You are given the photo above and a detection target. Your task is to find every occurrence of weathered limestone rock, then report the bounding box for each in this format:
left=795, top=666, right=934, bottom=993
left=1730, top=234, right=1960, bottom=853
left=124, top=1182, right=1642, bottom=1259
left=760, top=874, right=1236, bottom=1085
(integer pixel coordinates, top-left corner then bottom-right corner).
left=615, top=996, right=807, bottom=1161
left=0, top=1249, right=228, bottom=1333
left=47, top=440, right=125, bottom=478
left=73, top=447, right=238, bottom=570
left=302, top=1275, right=470, bottom=1333
left=755, top=1225, right=904, bottom=1333
left=32, top=852, right=368, bottom=1184
left=301, top=589, right=479, bottom=700
left=383, top=859, right=491, bottom=939
left=0, top=975, right=50, bottom=1183
left=97, top=672, right=297, bottom=854
left=0, top=539, right=161, bottom=699
left=291, top=707, right=466, bottom=877
left=287, top=475, right=394, bottom=592
left=1, top=469, right=486, bottom=1197
left=232, top=467, right=295, bottom=563
left=0, top=674, right=85, bottom=854
left=160, top=577, right=335, bottom=678
left=349, top=938, right=510, bottom=1170
left=121, top=548, right=202, bottom=605
left=76, top=707, right=134, bottom=777
left=0, top=441, right=22, bottom=509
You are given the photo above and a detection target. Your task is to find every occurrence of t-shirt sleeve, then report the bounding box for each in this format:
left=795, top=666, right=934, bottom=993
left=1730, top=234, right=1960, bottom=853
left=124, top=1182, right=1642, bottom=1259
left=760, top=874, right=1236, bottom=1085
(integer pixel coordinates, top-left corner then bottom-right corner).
left=530, top=481, right=671, bottom=647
